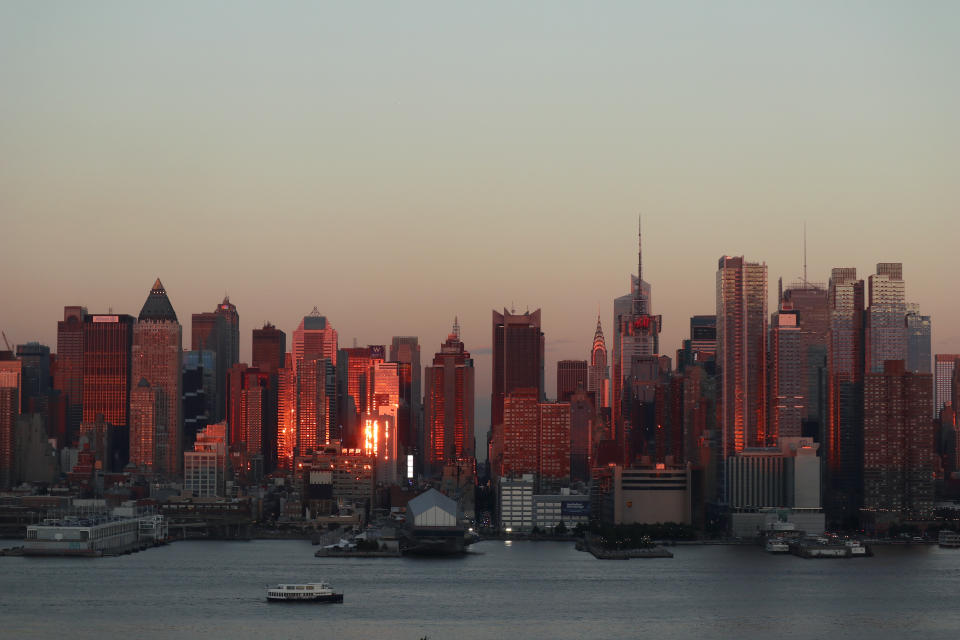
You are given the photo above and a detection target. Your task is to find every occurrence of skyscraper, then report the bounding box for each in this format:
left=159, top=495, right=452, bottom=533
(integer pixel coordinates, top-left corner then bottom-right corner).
left=292, top=308, right=338, bottom=374
left=55, top=306, right=87, bottom=441
left=191, top=296, right=239, bottom=422
left=769, top=306, right=803, bottom=443
left=276, top=353, right=296, bottom=471
left=390, top=336, right=421, bottom=457
left=252, top=322, right=286, bottom=374
left=612, top=221, right=661, bottom=438
left=0, top=355, right=21, bottom=490
left=556, top=360, right=588, bottom=403
left=866, top=263, right=907, bottom=374
left=16, top=342, right=50, bottom=411
left=780, top=282, right=830, bottom=439
left=906, top=304, right=931, bottom=375
left=491, top=308, right=544, bottom=429
left=935, top=355, right=960, bottom=419
left=863, top=360, right=934, bottom=522
left=82, top=313, right=134, bottom=467
left=717, top=256, right=768, bottom=459
left=587, top=317, right=610, bottom=412
left=226, top=363, right=270, bottom=458
left=423, top=323, right=474, bottom=473
left=131, top=279, right=182, bottom=477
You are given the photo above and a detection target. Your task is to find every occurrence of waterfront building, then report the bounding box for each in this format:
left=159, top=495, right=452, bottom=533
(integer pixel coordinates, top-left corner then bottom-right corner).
left=717, top=256, right=768, bottom=458
left=498, top=389, right=571, bottom=489
left=556, top=360, right=588, bottom=403
left=423, top=324, right=475, bottom=474
left=533, top=491, right=590, bottom=531
left=131, top=279, right=182, bottom=477
left=252, top=322, right=286, bottom=374
left=499, top=473, right=535, bottom=532
left=600, top=463, right=692, bottom=525
left=55, top=306, right=87, bottom=440
left=184, top=421, right=228, bottom=498
left=863, top=360, right=935, bottom=523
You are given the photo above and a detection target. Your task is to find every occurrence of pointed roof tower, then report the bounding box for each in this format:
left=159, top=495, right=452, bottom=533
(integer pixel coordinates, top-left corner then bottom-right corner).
left=138, top=278, right=178, bottom=322
left=591, top=316, right=607, bottom=366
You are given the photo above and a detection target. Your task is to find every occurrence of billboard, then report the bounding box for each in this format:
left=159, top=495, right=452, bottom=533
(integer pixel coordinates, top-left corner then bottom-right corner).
left=561, top=501, right=589, bottom=517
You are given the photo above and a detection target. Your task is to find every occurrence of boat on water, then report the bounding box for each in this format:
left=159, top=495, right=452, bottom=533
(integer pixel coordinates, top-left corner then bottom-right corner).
left=765, top=539, right=790, bottom=553
left=266, top=583, right=343, bottom=603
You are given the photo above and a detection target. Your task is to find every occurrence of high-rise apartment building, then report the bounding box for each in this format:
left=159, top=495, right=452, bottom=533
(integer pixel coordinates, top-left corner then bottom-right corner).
left=499, top=388, right=570, bottom=489
left=866, top=263, right=907, bottom=374
left=423, top=324, right=474, bottom=473
left=769, top=307, right=803, bottom=443
left=935, top=355, right=960, bottom=419
left=717, top=256, right=768, bottom=459
left=55, top=306, right=87, bottom=440
left=780, top=282, right=830, bottom=438
left=863, top=360, right=934, bottom=522
left=556, top=360, right=588, bottom=403
left=252, top=322, right=286, bottom=374
left=131, top=279, right=182, bottom=477
left=276, top=353, right=296, bottom=471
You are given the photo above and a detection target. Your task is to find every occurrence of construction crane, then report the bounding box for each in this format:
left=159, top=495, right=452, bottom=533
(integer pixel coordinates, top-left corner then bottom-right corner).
left=1, top=331, right=11, bottom=352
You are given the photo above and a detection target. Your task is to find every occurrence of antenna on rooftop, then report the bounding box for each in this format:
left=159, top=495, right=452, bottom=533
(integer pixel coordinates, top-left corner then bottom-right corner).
left=803, top=221, right=808, bottom=286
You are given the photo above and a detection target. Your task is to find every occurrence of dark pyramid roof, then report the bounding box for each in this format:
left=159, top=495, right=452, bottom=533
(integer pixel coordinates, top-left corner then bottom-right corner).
left=137, top=377, right=151, bottom=388
left=138, top=278, right=179, bottom=323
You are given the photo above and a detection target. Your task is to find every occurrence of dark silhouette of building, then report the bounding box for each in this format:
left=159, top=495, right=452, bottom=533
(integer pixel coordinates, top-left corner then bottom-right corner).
left=252, top=322, right=286, bottom=374
left=556, top=360, right=588, bottom=403
left=390, top=336, right=421, bottom=466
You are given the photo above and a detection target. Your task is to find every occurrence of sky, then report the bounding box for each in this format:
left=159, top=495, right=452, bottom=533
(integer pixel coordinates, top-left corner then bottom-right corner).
left=1, top=2, right=958, bottom=446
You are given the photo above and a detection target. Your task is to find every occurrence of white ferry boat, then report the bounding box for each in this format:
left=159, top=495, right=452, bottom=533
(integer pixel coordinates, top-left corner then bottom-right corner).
left=266, top=582, right=343, bottom=603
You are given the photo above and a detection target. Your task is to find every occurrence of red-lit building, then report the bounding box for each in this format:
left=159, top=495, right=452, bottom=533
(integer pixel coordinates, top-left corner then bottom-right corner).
left=252, top=322, right=286, bottom=374
left=227, top=363, right=270, bottom=457
left=55, top=307, right=87, bottom=441
left=499, top=388, right=571, bottom=488
left=131, top=279, right=182, bottom=478
left=81, top=313, right=134, bottom=468
left=423, top=325, right=474, bottom=474
left=276, top=354, right=296, bottom=471
left=0, top=356, right=21, bottom=490
left=292, top=308, right=338, bottom=374
left=491, top=309, right=544, bottom=428
left=863, top=360, right=935, bottom=522
left=191, top=296, right=239, bottom=423
left=129, top=378, right=159, bottom=471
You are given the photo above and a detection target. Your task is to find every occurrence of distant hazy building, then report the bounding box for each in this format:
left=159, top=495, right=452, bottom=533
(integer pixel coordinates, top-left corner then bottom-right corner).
left=556, top=360, right=588, bottom=403
left=906, top=304, right=931, bottom=375
left=252, top=322, right=286, bottom=374
left=717, top=256, right=768, bottom=458
left=866, top=263, right=907, bottom=375
left=16, top=342, right=50, bottom=409
left=131, top=279, right=182, bottom=477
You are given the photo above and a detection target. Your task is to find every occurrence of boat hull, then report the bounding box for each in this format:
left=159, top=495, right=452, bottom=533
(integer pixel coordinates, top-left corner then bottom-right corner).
left=267, top=593, right=343, bottom=603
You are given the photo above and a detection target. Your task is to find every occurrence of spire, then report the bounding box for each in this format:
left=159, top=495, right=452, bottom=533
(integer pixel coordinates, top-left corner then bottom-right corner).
left=138, top=278, right=178, bottom=323
left=638, top=214, right=643, bottom=285
left=452, top=316, right=461, bottom=339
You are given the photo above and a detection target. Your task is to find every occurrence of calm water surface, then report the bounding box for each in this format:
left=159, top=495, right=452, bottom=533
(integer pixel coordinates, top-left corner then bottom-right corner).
left=1, top=539, right=957, bottom=639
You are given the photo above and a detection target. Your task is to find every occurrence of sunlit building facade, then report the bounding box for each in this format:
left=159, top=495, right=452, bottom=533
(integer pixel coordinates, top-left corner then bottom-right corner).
left=292, top=307, right=338, bottom=374
left=587, top=317, right=610, bottom=412
left=131, top=279, right=182, bottom=477
left=55, top=306, right=87, bottom=441
left=0, top=356, right=21, bottom=490
left=252, top=322, right=286, bottom=374
left=424, top=325, right=474, bottom=473
left=717, top=256, right=768, bottom=461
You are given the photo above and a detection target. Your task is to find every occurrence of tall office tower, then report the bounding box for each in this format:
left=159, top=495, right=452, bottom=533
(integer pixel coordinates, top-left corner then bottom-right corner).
left=55, top=306, right=87, bottom=440
left=491, top=308, right=545, bottom=429
left=131, top=279, right=183, bottom=477
left=539, top=401, right=571, bottom=489
left=569, top=389, right=594, bottom=482
left=613, top=221, right=661, bottom=437
left=866, top=263, right=907, bottom=374
left=82, top=313, right=134, bottom=469
left=276, top=354, right=296, bottom=471
left=906, top=304, right=931, bottom=375
left=0, top=356, right=22, bottom=490
left=390, top=336, right=421, bottom=459
left=182, top=350, right=215, bottom=450
left=863, top=360, right=934, bottom=522
left=936, top=355, right=960, bottom=418
left=252, top=323, right=286, bottom=374
left=192, top=297, right=239, bottom=422
left=424, top=324, right=475, bottom=474
left=226, top=363, right=269, bottom=457
left=825, top=267, right=866, bottom=527
left=769, top=307, right=803, bottom=443
left=293, top=308, right=338, bottom=374
left=556, top=360, right=588, bottom=403
left=678, top=315, right=718, bottom=373
left=297, top=358, right=336, bottom=454
left=215, top=297, right=240, bottom=372
left=780, top=282, right=830, bottom=440
left=717, top=256, right=768, bottom=459
left=129, top=378, right=160, bottom=470
left=587, top=317, right=610, bottom=412
left=16, top=343, right=50, bottom=410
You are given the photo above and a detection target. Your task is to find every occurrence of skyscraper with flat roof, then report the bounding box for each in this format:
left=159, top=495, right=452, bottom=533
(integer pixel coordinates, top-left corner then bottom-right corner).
left=866, top=263, right=907, bottom=374
left=906, top=304, right=931, bottom=375
left=82, top=313, right=134, bottom=435
left=556, top=360, right=588, bottom=403
left=131, top=279, right=182, bottom=477
left=0, top=355, right=21, bottom=490
left=717, top=256, right=768, bottom=460
left=293, top=308, right=338, bottom=373
left=936, top=355, right=960, bottom=419
left=252, top=322, right=286, bottom=374
left=55, top=306, right=87, bottom=441
left=491, top=308, right=544, bottom=428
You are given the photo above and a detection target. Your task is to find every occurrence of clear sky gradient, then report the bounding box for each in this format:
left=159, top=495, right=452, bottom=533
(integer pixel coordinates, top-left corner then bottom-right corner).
left=2, top=2, right=958, bottom=440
